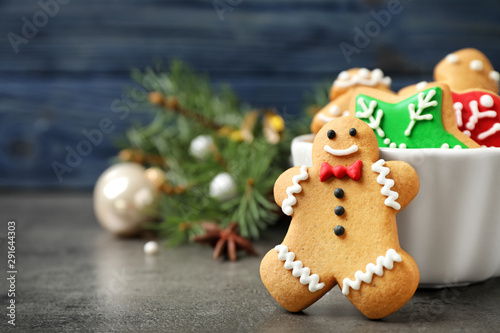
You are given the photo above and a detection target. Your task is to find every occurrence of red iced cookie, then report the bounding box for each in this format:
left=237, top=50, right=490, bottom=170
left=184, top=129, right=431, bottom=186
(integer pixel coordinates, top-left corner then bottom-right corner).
left=452, top=90, right=500, bottom=147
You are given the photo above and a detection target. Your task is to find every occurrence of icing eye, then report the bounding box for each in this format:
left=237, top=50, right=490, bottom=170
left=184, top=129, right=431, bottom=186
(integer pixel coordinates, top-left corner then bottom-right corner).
left=349, top=128, right=357, bottom=136
left=327, top=129, right=336, bottom=139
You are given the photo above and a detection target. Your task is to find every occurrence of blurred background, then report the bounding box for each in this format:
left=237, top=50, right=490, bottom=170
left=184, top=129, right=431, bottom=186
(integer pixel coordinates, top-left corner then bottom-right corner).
left=1, top=0, right=499, bottom=189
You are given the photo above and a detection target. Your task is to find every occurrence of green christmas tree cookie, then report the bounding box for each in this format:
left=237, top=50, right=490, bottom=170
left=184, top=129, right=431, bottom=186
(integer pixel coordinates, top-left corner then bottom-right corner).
left=350, top=84, right=480, bottom=149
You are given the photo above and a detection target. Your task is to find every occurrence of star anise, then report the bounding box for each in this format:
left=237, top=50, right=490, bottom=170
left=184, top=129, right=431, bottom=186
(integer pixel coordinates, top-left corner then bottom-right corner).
left=193, top=222, right=258, bottom=261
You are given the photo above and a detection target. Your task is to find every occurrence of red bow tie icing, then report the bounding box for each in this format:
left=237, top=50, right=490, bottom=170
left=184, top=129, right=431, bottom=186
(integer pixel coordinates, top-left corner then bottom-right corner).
left=320, top=160, right=362, bottom=182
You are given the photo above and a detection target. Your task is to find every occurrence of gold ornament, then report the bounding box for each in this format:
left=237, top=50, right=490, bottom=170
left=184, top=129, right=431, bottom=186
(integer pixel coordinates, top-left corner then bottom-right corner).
left=119, top=149, right=144, bottom=164
left=263, top=111, right=285, bottom=144
left=230, top=130, right=244, bottom=142
left=240, top=111, right=259, bottom=142
left=148, top=91, right=165, bottom=106
left=144, top=167, right=167, bottom=190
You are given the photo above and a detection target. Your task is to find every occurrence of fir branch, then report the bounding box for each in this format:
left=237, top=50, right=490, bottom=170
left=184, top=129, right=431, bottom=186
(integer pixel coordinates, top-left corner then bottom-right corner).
left=117, top=60, right=304, bottom=246
left=149, top=92, right=223, bottom=131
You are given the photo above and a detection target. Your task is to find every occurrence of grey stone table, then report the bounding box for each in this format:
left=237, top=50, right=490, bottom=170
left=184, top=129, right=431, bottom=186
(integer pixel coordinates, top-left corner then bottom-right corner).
left=1, top=192, right=499, bottom=332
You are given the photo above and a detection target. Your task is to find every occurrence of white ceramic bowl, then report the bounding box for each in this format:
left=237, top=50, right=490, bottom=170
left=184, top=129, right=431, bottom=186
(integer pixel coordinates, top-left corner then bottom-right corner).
left=291, top=134, right=500, bottom=287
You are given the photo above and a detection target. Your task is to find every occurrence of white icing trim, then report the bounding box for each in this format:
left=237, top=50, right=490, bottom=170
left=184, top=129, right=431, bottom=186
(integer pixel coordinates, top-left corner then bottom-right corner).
left=389, top=142, right=396, bottom=148
left=342, top=249, right=402, bottom=295
left=464, top=130, right=471, bottom=137
left=399, top=143, right=407, bottom=149
left=441, top=143, right=450, bottom=149
left=317, top=105, right=343, bottom=124
left=490, top=70, right=500, bottom=82
left=453, top=145, right=463, bottom=149
left=371, top=159, right=401, bottom=210
left=383, top=138, right=391, bottom=145
left=453, top=102, right=463, bottom=127
left=338, top=71, right=350, bottom=81
left=281, top=165, right=309, bottom=216
left=317, top=113, right=335, bottom=123
left=465, top=100, right=497, bottom=131
left=358, top=68, right=370, bottom=78
left=324, top=144, right=358, bottom=156
left=415, top=81, right=428, bottom=90
left=329, top=104, right=342, bottom=116
left=470, top=60, right=483, bottom=71
left=334, top=68, right=391, bottom=88
left=446, top=54, right=459, bottom=64
left=275, top=245, right=325, bottom=292
left=477, top=123, right=500, bottom=140
left=405, top=89, right=437, bottom=136
left=355, top=98, right=385, bottom=137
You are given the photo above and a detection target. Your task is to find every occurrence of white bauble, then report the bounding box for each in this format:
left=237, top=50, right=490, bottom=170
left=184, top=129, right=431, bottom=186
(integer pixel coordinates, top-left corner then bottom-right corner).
left=209, top=172, right=238, bottom=201
left=144, top=241, right=159, bottom=255
left=189, top=135, right=214, bottom=160
left=94, top=163, right=157, bottom=236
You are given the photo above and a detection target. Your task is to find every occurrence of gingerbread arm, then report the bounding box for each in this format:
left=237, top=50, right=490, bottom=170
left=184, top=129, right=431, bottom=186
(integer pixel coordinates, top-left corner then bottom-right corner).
left=382, top=161, right=420, bottom=210
left=273, top=166, right=309, bottom=209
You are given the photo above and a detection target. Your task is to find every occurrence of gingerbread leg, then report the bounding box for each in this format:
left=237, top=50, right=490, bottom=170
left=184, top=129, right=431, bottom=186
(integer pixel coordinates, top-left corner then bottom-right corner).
left=341, top=250, right=419, bottom=319
left=260, top=247, right=337, bottom=312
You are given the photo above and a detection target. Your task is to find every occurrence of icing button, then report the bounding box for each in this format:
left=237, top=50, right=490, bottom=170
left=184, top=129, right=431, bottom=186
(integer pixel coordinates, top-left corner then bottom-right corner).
left=334, top=205, right=345, bottom=216
left=334, top=188, right=344, bottom=199
left=334, top=225, right=345, bottom=236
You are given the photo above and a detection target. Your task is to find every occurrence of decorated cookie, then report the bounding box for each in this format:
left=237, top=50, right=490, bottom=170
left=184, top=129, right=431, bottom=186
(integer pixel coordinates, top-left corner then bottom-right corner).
left=452, top=89, right=500, bottom=147
left=311, top=68, right=392, bottom=134
left=350, top=83, right=480, bottom=149
left=434, top=48, right=499, bottom=94
left=260, top=117, right=420, bottom=319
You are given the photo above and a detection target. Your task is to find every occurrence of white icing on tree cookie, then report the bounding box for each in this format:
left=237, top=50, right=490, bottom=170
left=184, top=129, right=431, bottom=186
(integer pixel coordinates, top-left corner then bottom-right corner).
left=342, top=249, right=402, bottom=295
left=355, top=98, right=385, bottom=137
left=404, top=89, right=437, bottom=136
left=275, top=245, right=325, bottom=292
left=371, top=160, right=401, bottom=210
left=281, top=165, right=309, bottom=216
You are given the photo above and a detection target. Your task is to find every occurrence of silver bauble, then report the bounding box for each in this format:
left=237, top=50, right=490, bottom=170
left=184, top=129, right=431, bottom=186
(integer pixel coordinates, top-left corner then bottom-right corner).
left=94, top=163, right=157, bottom=236
left=189, top=135, right=214, bottom=160
left=209, top=172, right=238, bottom=201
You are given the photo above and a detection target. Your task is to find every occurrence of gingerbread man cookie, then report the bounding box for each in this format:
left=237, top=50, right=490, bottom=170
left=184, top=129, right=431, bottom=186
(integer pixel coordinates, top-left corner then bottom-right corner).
left=260, top=117, right=420, bottom=319
left=434, top=48, right=499, bottom=94
left=351, top=82, right=480, bottom=148
left=311, top=68, right=392, bottom=134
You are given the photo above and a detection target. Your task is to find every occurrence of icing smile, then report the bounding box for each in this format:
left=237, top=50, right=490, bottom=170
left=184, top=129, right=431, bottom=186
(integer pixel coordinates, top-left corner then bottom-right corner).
left=324, top=144, right=359, bottom=156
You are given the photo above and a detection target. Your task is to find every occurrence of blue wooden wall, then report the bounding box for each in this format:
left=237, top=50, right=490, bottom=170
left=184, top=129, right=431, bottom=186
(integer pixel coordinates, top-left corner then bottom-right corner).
left=1, top=0, right=499, bottom=188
